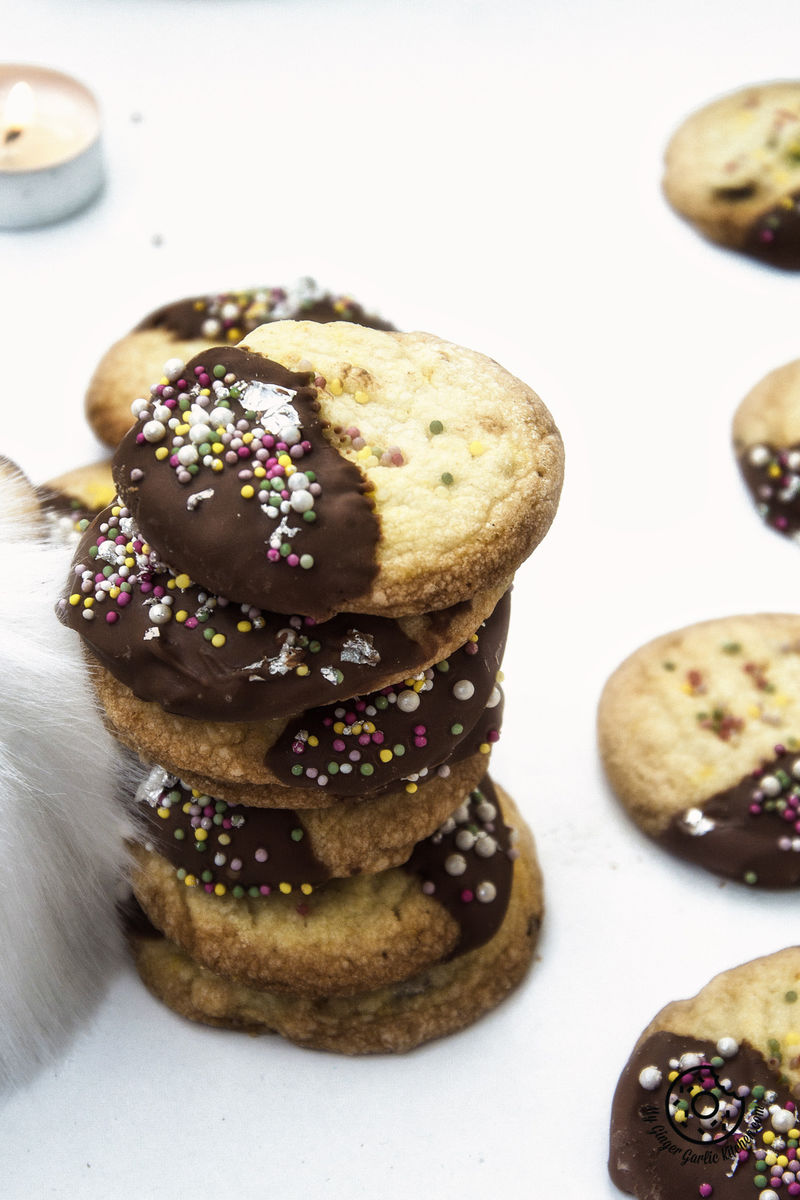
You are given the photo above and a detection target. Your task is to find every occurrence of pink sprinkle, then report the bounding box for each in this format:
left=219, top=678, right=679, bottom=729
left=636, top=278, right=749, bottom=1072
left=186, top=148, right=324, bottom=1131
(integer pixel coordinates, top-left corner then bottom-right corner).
left=267, top=549, right=280, bottom=562
left=358, top=733, right=371, bottom=746
left=260, top=885, right=271, bottom=896
left=198, top=373, right=210, bottom=386
left=185, top=617, right=198, bottom=629
left=414, top=724, right=426, bottom=735
left=414, top=736, right=427, bottom=748
left=169, top=455, right=180, bottom=467
left=488, top=730, right=500, bottom=743
left=203, top=884, right=214, bottom=894
left=461, top=889, right=474, bottom=903
left=333, top=739, right=346, bottom=752
left=287, top=554, right=299, bottom=567
left=116, top=593, right=131, bottom=608
left=777, top=516, right=789, bottom=530
left=421, top=881, right=435, bottom=895
left=760, top=229, right=776, bottom=244
left=301, top=440, right=311, bottom=451
left=371, top=731, right=384, bottom=745
left=465, top=643, right=478, bottom=655
left=291, top=740, right=305, bottom=755
left=106, top=612, right=119, bottom=624
left=237, top=446, right=250, bottom=458
left=254, top=848, right=268, bottom=862
left=749, top=804, right=762, bottom=815
left=140, top=581, right=152, bottom=594
left=699, top=1186, right=713, bottom=1198
left=135, top=433, right=145, bottom=444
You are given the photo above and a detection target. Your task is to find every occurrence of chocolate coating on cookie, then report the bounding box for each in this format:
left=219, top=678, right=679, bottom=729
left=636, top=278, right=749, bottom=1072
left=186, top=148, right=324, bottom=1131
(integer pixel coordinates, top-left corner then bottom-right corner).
left=136, top=770, right=331, bottom=895
left=266, top=592, right=509, bottom=797
left=743, top=192, right=800, bottom=269
left=403, top=776, right=515, bottom=956
left=610, top=1030, right=795, bottom=1197
left=58, top=505, right=450, bottom=722
left=136, top=284, right=395, bottom=342
left=112, top=346, right=380, bottom=619
left=738, top=442, right=800, bottom=539
left=659, top=744, right=800, bottom=887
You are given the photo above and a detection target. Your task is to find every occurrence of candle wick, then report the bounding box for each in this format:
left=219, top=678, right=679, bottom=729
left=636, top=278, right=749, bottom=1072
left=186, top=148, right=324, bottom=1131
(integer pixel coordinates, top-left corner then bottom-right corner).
left=3, top=127, right=22, bottom=145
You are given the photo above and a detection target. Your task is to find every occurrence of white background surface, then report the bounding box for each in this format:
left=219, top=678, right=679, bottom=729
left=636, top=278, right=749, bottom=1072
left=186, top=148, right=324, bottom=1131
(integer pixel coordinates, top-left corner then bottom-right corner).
left=3, top=1, right=800, bottom=1196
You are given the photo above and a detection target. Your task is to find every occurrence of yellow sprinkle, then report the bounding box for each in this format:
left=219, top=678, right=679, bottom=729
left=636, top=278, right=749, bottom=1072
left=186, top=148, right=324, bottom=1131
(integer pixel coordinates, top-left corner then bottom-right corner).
left=775, top=692, right=790, bottom=707
left=199, top=389, right=210, bottom=397
left=364, top=722, right=376, bottom=734
left=469, top=440, right=485, bottom=457
left=242, top=433, right=254, bottom=444
left=778, top=1155, right=790, bottom=1167
left=218, top=834, right=231, bottom=846
left=241, top=485, right=255, bottom=499
left=211, top=633, right=226, bottom=648
left=497, top=670, right=505, bottom=682
left=405, top=782, right=418, bottom=794
left=300, top=883, right=313, bottom=896
left=212, top=459, right=224, bottom=472
left=124, top=557, right=135, bottom=568
left=296, top=664, right=310, bottom=677
left=226, top=327, right=241, bottom=342
left=781, top=195, right=795, bottom=209
left=195, top=829, right=208, bottom=842
left=413, top=679, right=425, bottom=692
left=175, top=573, right=192, bottom=589
left=379, top=749, right=393, bottom=763
left=237, top=620, right=252, bottom=633
left=214, top=883, right=227, bottom=896
left=279, top=882, right=292, bottom=895
left=668, top=1071, right=678, bottom=1081
left=156, top=807, right=170, bottom=820
left=155, top=446, right=169, bottom=461
left=182, top=802, right=192, bottom=814
left=167, top=579, right=176, bottom=590
left=329, top=377, right=343, bottom=396
left=689, top=1085, right=703, bottom=1097
left=253, top=466, right=266, bottom=478
left=356, top=446, right=373, bottom=461
left=68, top=594, right=81, bottom=606
left=111, top=504, right=121, bottom=516
left=763, top=1130, right=775, bottom=1144
left=175, top=610, right=188, bottom=623
left=479, top=742, right=491, bottom=754
left=159, top=375, right=168, bottom=386
left=175, top=423, right=190, bottom=436
left=83, top=597, right=94, bottom=608
left=469, top=633, right=478, bottom=643
left=747, top=704, right=761, bottom=718
left=769, top=463, right=782, bottom=478
left=355, top=390, right=369, bottom=405
left=333, top=722, right=345, bottom=734
left=351, top=723, right=363, bottom=735
left=307, top=736, right=319, bottom=748
left=212, top=442, right=224, bottom=453
left=184, top=874, right=197, bottom=888
left=791, top=1128, right=800, bottom=1139
left=191, top=789, right=201, bottom=797
left=109, top=587, right=120, bottom=599
left=278, top=454, right=292, bottom=467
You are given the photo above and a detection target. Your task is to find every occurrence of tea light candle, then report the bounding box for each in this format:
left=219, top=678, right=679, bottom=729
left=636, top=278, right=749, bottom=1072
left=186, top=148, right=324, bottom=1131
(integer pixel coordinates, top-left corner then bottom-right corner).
left=0, top=64, right=104, bottom=229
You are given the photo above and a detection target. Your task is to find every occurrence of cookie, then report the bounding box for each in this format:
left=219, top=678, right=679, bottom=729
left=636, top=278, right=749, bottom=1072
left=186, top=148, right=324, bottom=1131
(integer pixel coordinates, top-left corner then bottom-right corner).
left=39, top=459, right=115, bottom=541
left=58, top=502, right=511, bottom=723
left=609, top=946, right=800, bottom=1198
left=86, top=280, right=394, bottom=448
left=85, top=595, right=506, bottom=806
left=129, top=778, right=540, bottom=1001
left=598, top=614, right=800, bottom=887
left=111, top=327, right=563, bottom=620
left=135, top=753, right=493, bottom=878
left=733, top=359, right=800, bottom=541
left=664, top=81, right=800, bottom=267
left=128, top=804, right=541, bottom=1055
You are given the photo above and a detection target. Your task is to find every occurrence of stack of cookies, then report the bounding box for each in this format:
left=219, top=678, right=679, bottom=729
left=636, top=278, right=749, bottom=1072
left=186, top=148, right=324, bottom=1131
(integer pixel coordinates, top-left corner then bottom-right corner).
left=57, top=321, right=563, bottom=1052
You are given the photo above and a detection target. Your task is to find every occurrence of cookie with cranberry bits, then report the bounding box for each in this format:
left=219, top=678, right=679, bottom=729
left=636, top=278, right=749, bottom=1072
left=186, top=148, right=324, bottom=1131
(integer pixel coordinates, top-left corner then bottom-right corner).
left=664, top=81, right=800, bottom=267
left=733, top=358, right=800, bottom=542
left=85, top=594, right=507, bottom=806
left=113, top=325, right=563, bottom=619
left=610, top=946, right=800, bottom=1198
left=57, top=501, right=511, bottom=722
left=86, top=279, right=394, bottom=448
left=127, top=793, right=542, bottom=1054
left=129, top=777, right=535, bottom=998
left=598, top=614, right=800, bottom=887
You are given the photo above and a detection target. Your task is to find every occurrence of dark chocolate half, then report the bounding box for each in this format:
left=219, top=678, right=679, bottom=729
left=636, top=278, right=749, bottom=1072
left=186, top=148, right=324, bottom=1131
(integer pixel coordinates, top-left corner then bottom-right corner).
left=610, top=1029, right=798, bottom=1197
left=737, top=442, right=800, bottom=540
left=112, top=345, right=380, bottom=619
left=743, top=193, right=800, bottom=269
left=657, top=745, right=800, bottom=888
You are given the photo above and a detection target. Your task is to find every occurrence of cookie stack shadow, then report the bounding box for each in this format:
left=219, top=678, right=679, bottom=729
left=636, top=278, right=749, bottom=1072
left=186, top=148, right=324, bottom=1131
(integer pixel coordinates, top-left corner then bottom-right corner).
left=57, top=322, right=563, bottom=1053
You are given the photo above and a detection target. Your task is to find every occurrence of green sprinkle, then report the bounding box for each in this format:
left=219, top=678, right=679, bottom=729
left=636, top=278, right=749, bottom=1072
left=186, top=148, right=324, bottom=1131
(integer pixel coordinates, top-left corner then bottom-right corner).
left=213, top=364, right=226, bottom=379
left=248, top=886, right=260, bottom=898
left=306, top=471, right=316, bottom=482
left=203, top=627, right=216, bottom=641
left=179, top=396, right=191, bottom=411
left=710, top=1056, right=724, bottom=1067
left=232, top=886, right=245, bottom=898
left=360, top=763, right=375, bottom=776
left=440, top=472, right=454, bottom=486
left=327, top=762, right=339, bottom=774
left=309, top=641, right=321, bottom=654
left=743, top=870, right=758, bottom=885
left=303, top=511, right=317, bottom=523
left=393, top=744, right=405, bottom=756
left=173, top=829, right=185, bottom=841
left=754, top=1174, right=768, bottom=1189
left=721, top=642, right=742, bottom=654
left=450, top=723, right=464, bottom=736
left=300, top=554, right=314, bottom=569
left=290, top=828, right=304, bottom=842
left=429, top=420, right=444, bottom=435
left=291, top=765, right=304, bottom=777
left=176, top=868, right=186, bottom=880
left=786, top=991, right=798, bottom=1003
left=662, top=662, right=676, bottom=671
left=752, top=1085, right=766, bottom=1099
left=279, top=543, right=291, bottom=557
left=201, top=870, right=212, bottom=883
left=436, top=660, right=450, bottom=673
left=375, top=696, right=389, bottom=710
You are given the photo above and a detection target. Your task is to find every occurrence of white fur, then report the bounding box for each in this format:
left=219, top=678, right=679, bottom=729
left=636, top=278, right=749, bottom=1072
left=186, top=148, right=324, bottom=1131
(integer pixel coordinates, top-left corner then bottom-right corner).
left=0, top=464, right=131, bottom=1090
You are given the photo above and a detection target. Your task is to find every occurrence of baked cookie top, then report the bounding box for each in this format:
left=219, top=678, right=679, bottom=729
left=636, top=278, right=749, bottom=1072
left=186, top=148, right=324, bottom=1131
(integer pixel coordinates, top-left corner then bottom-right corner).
left=598, top=614, right=800, bottom=887
left=733, top=358, right=800, bottom=542
left=610, top=946, right=800, bottom=1198
left=664, top=81, right=800, bottom=267
left=112, top=326, right=563, bottom=619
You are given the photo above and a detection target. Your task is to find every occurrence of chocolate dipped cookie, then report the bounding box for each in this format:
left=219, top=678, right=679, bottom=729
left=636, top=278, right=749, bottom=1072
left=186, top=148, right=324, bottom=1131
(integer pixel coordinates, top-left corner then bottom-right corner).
left=111, top=326, right=563, bottom=620
left=598, top=614, right=800, bottom=887
left=664, top=81, right=800, bottom=268
left=129, top=778, right=540, bottom=1002
left=86, top=279, right=394, bottom=448
left=733, top=358, right=800, bottom=542
left=610, top=947, right=800, bottom=1198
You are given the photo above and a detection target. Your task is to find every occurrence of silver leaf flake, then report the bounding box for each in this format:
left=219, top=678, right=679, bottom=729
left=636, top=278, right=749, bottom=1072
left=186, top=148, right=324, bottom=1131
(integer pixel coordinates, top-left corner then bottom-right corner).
left=241, top=381, right=299, bottom=432
left=187, top=488, right=215, bottom=511
left=340, top=631, right=380, bottom=666
left=268, top=515, right=300, bottom=551
left=678, top=807, right=715, bottom=836
left=321, top=665, right=343, bottom=684
left=135, top=766, right=176, bottom=809
left=143, top=627, right=160, bottom=640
